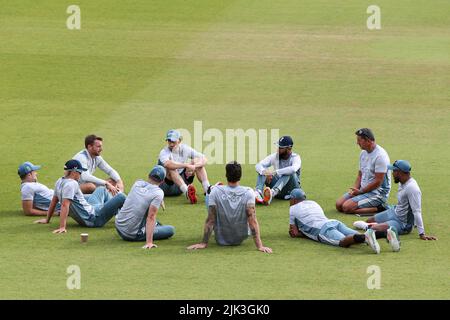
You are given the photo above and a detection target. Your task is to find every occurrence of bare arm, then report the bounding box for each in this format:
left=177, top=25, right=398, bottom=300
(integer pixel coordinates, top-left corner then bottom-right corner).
left=164, top=160, right=193, bottom=171
left=289, top=224, right=306, bottom=238
left=53, top=199, right=70, bottom=233
left=115, top=179, right=124, bottom=192
left=352, top=172, right=384, bottom=196
left=187, top=205, right=216, bottom=250
left=191, top=156, right=207, bottom=168
left=353, top=171, right=362, bottom=190
left=247, top=205, right=272, bottom=253
left=22, top=200, right=47, bottom=216
left=34, top=196, right=58, bottom=223
left=142, top=205, right=159, bottom=249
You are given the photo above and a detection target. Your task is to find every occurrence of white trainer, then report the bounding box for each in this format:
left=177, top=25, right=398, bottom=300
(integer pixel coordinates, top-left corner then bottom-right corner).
left=353, top=220, right=369, bottom=230
left=365, top=229, right=381, bottom=254
left=387, top=227, right=401, bottom=252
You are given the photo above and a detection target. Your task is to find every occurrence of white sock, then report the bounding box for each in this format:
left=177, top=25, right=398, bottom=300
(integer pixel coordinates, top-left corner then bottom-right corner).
left=202, top=180, right=210, bottom=193
left=180, top=184, right=188, bottom=194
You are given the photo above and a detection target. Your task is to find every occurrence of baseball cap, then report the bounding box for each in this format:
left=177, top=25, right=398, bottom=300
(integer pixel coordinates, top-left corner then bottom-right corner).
left=388, top=160, right=411, bottom=173
left=18, top=162, right=41, bottom=176
left=149, top=165, right=166, bottom=182
left=275, top=136, right=294, bottom=148
left=166, top=129, right=181, bottom=142
left=355, top=128, right=375, bottom=141
left=290, top=188, right=307, bottom=201
left=64, top=159, right=87, bottom=173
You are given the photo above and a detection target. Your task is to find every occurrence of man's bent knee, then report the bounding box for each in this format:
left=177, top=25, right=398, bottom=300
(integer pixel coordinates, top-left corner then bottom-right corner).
left=335, top=197, right=346, bottom=212
left=80, top=183, right=96, bottom=194
left=342, top=200, right=357, bottom=214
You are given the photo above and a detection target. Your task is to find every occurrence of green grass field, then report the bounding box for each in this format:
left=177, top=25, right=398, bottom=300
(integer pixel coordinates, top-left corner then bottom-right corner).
left=1, top=0, right=449, bottom=299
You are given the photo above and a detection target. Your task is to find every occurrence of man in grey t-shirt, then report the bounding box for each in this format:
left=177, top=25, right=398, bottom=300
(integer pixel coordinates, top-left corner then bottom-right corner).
left=187, top=161, right=272, bottom=253
left=336, top=128, right=391, bottom=215
left=18, top=161, right=61, bottom=216
left=157, top=129, right=210, bottom=204
left=115, top=165, right=175, bottom=249
left=354, top=160, right=437, bottom=242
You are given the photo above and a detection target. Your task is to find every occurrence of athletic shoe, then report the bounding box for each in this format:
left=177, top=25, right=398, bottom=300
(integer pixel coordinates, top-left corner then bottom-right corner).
left=365, top=229, right=380, bottom=254
left=186, top=184, right=197, bottom=204
left=263, top=186, right=273, bottom=205
left=207, top=182, right=223, bottom=195
left=255, top=189, right=264, bottom=204
left=353, top=220, right=369, bottom=230
left=387, top=227, right=401, bottom=252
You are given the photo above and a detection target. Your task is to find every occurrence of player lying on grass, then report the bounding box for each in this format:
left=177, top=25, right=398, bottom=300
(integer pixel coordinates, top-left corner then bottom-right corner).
left=115, top=165, right=175, bottom=249
left=188, top=161, right=272, bottom=253
left=336, top=128, right=391, bottom=215
left=255, top=135, right=301, bottom=205
left=34, top=159, right=126, bottom=233
left=353, top=160, right=437, bottom=241
left=158, top=129, right=210, bottom=204
left=18, top=161, right=60, bottom=216
left=73, top=134, right=124, bottom=196
left=289, top=188, right=400, bottom=254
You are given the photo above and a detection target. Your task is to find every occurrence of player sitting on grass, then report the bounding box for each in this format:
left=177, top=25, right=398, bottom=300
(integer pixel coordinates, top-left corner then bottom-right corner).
left=34, top=159, right=126, bottom=233
left=18, top=161, right=60, bottom=216
left=73, top=134, right=124, bottom=196
left=353, top=160, right=437, bottom=241
left=187, top=161, right=272, bottom=253
left=336, top=128, right=392, bottom=215
left=115, top=165, right=175, bottom=249
left=255, top=135, right=301, bottom=205
left=158, top=129, right=210, bottom=204
left=289, top=188, right=400, bottom=254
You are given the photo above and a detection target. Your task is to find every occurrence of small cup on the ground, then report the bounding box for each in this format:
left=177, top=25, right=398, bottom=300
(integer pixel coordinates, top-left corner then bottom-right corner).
left=81, top=233, right=89, bottom=243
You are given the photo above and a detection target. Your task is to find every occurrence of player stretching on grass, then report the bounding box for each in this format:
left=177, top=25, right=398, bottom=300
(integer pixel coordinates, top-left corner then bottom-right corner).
left=188, top=161, right=272, bottom=253
left=158, top=129, right=210, bottom=204
left=336, top=128, right=391, bottom=215
left=353, top=160, right=437, bottom=241
left=289, top=188, right=399, bottom=254
left=255, top=135, right=301, bottom=205
left=115, top=165, right=175, bottom=249
left=18, top=161, right=60, bottom=216
left=35, top=160, right=126, bottom=233
left=73, top=134, right=124, bottom=196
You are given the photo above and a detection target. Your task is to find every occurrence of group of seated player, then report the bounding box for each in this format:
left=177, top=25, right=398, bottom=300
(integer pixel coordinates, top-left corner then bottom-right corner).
left=18, top=128, right=436, bottom=254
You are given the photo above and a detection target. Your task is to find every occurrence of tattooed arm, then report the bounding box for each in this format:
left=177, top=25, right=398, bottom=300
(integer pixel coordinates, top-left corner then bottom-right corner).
left=187, top=205, right=217, bottom=250
left=246, top=204, right=273, bottom=254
